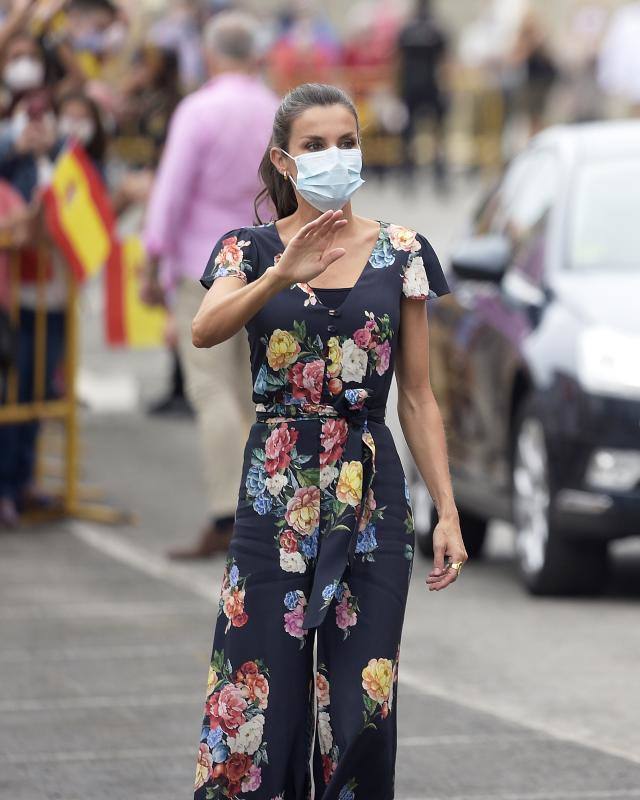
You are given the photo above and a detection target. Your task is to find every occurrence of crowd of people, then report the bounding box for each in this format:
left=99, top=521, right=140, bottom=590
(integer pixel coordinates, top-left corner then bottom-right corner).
left=0, top=0, right=638, bottom=533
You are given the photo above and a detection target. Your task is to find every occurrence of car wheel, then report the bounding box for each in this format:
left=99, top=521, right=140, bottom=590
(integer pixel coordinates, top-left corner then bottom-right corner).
left=410, top=466, right=487, bottom=559
left=512, top=399, right=607, bottom=595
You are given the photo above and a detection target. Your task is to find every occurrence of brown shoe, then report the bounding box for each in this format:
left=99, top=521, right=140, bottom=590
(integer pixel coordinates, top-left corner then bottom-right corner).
left=17, top=487, right=64, bottom=513
left=167, top=519, right=234, bottom=560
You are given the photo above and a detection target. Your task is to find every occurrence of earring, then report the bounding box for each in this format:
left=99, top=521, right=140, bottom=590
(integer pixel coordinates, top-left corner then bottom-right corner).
left=283, top=170, right=288, bottom=180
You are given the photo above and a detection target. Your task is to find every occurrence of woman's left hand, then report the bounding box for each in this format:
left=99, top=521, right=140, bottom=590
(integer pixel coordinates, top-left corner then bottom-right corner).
left=426, top=511, right=468, bottom=591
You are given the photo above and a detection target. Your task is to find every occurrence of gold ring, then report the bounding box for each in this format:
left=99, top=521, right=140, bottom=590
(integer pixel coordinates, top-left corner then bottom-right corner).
left=446, top=560, right=463, bottom=576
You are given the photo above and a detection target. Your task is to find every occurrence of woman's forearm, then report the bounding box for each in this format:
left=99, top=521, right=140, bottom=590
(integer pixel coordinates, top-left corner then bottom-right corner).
left=397, top=386, right=458, bottom=520
left=193, top=210, right=348, bottom=348
left=192, top=266, right=292, bottom=348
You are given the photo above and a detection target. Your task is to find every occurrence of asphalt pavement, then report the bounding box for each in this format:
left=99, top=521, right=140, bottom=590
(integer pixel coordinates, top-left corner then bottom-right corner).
left=1, top=174, right=639, bottom=800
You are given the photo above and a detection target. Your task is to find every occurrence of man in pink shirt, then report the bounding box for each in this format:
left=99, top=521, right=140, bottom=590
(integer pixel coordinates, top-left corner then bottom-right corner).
left=142, top=10, right=279, bottom=558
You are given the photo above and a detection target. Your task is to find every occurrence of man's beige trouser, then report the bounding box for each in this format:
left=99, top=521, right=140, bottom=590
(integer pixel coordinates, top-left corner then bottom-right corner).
left=174, top=278, right=254, bottom=519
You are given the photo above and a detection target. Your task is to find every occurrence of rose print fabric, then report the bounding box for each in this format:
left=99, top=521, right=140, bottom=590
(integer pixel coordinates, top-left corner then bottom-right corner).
left=194, top=220, right=450, bottom=800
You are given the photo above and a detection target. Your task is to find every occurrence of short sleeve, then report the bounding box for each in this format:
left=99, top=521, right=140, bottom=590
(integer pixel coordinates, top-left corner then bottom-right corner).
left=401, top=231, right=451, bottom=301
left=200, top=228, right=257, bottom=290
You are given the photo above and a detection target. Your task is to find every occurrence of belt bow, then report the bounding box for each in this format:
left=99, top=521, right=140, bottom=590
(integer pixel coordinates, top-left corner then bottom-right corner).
left=255, top=389, right=383, bottom=630
left=307, top=388, right=381, bottom=630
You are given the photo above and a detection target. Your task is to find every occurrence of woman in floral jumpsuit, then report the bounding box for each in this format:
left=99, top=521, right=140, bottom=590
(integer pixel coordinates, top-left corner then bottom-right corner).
left=191, top=83, right=467, bottom=800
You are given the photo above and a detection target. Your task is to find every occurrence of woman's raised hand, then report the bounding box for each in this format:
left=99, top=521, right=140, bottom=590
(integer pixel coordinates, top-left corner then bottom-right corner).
left=272, top=210, right=348, bottom=285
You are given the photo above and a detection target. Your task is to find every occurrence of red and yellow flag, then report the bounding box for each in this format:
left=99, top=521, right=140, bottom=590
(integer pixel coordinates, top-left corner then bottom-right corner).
left=105, top=235, right=167, bottom=348
left=42, top=142, right=116, bottom=283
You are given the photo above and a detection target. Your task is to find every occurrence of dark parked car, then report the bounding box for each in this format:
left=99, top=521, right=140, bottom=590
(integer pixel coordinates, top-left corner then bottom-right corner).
left=412, top=121, right=640, bottom=594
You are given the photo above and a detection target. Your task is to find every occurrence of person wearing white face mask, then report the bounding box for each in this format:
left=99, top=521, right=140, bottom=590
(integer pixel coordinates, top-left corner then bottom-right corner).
left=3, top=49, right=44, bottom=94
left=0, top=32, right=58, bottom=201
left=0, top=2, right=86, bottom=96
left=63, top=0, right=121, bottom=81
left=55, top=91, right=106, bottom=176
left=0, top=34, right=57, bottom=201
left=0, top=33, right=69, bottom=528
left=188, top=83, right=465, bottom=800
left=276, top=144, right=365, bottom=214
left=1, top=30, right=47, bottom=100
left=57, top=112, right=93, bottom=144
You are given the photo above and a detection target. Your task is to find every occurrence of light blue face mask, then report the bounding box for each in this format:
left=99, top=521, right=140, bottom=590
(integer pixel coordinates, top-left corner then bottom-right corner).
left=280, top=145, right=365, bottom=213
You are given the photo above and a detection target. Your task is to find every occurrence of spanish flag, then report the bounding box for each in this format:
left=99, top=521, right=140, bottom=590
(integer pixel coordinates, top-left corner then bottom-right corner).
left=105, top=235, right=167, bottom=348
left=42, top=142, right=116, bottom=283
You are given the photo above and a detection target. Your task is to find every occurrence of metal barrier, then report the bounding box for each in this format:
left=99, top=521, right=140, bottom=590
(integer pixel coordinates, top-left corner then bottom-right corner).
left=0, top=234, right=132, bottom=526
left=447, top=65, right=505, bottom=171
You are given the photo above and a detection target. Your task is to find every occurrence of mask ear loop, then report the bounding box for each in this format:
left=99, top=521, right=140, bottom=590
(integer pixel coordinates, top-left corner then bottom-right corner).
left=279, top=148, right=298, bottom=188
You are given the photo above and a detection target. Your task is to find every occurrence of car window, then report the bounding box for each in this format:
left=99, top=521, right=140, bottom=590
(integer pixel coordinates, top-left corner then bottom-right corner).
left=570, top=158, right=640, bottom=271
left=472, top=181, right=501, bottom=235
left=492, top=148, right=558, bottom=283
left=507, top=153, right=557, bottom=235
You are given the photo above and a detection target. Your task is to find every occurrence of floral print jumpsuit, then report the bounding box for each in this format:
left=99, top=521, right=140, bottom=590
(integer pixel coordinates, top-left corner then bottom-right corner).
left=193, top=219, right=451, bottom=800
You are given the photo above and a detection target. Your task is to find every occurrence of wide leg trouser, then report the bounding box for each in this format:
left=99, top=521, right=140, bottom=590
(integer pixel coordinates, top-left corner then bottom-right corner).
left=192, top=464, right=413, bottom=800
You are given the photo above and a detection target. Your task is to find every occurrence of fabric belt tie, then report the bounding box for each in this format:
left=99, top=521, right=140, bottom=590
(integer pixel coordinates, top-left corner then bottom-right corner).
left=255, top=391, right=384, bottom=630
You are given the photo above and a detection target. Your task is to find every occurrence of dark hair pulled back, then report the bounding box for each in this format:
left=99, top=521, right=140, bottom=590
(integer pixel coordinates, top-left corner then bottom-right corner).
left=254, top=83, right=360, bottom=224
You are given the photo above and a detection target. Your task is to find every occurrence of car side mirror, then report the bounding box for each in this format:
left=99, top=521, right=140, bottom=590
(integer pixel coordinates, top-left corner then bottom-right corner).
left=450, top=234, right=512, bottom=282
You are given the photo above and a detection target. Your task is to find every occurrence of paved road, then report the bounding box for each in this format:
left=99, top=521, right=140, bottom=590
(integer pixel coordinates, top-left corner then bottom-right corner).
left=2, top=176, right=639, bottom=799
left=1, top=407, right=639, bottom=800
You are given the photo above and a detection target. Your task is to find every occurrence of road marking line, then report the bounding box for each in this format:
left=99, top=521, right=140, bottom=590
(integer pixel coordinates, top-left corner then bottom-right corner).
left=76, top=367, right=140, bottom=413
left=398, top=666, right=640, bottom=767
left=69, top=522, right=640, bottom=768
left=71, top=521, right=221, bottom=601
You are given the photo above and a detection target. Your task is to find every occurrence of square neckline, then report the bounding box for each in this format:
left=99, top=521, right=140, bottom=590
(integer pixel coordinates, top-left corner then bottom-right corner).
left=269, top=218, right=384, bottom=313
